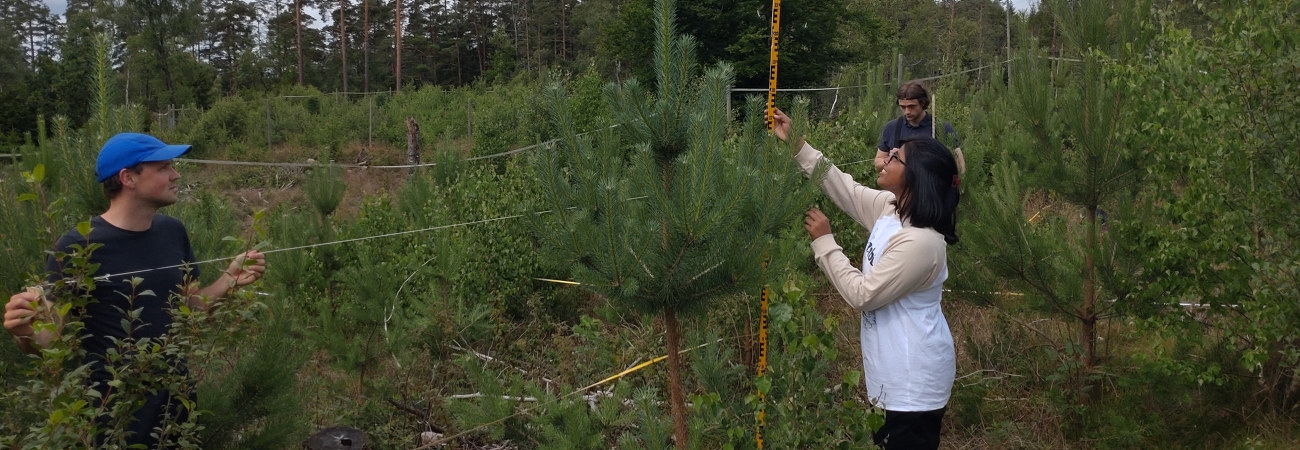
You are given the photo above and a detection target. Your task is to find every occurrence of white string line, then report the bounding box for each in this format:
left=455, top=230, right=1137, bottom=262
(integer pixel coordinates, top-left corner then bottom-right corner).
left=92, top=212, right=529, bottom=282
left=734, top=59, right=1009, bottom=94
left=179, top=130, right=863, bottom=171
left=732, top=68, right=971, bottom=94
left=942, top=289, right=1238, bottom=309
left=914, top=62, right=999, bottom=82
left=733, top=84, right=887, bottom=93
left=178, top=142, right=543, bottom=170
left=177, top=125, right=615, bottom=170
left=386, top=254, right=440, bottom=370
left=91, top=195, right=652, bottom=283
left=733, top=55, right=1084, bottom=95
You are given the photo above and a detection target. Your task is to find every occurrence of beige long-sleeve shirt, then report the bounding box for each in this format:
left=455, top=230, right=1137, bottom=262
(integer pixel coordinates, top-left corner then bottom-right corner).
left=795, top=141, right=955, bottom=411
left=794, top=142, right=948, bottom=311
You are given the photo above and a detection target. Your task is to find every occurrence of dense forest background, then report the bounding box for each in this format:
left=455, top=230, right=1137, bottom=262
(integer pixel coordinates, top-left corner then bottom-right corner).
left=3, top=0, right=1067, bottom=142
left=1, top=0, right=1298, bottom=449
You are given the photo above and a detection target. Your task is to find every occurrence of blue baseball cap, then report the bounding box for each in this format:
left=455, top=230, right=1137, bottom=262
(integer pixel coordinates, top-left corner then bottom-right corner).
left=95, top=133, right=192, bottom=182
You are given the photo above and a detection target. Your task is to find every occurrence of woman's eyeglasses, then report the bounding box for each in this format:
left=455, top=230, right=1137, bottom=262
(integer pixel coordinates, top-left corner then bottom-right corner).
left=886, top=151, right=906, bottom=166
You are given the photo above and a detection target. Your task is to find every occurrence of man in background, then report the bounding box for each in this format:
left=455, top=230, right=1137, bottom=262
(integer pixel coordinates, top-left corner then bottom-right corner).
left=876, top=80, right=965, bottom=174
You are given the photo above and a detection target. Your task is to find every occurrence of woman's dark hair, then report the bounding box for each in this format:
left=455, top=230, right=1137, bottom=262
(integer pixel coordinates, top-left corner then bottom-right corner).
left=101, top=164, right=143, bottom=199
left=896, top=80, right=931, bottom=110
left=894, top=138, right=960, bottom=244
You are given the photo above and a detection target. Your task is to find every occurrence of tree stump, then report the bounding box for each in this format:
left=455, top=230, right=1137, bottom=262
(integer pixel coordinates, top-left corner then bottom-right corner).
left=406, top=116, right=421, bottom=175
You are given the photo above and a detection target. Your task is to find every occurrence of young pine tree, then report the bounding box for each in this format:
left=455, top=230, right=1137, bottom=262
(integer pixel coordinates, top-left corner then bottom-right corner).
left=528, top=0, right=816, bottom=446
left=961, top=0, right=1152, bottom=401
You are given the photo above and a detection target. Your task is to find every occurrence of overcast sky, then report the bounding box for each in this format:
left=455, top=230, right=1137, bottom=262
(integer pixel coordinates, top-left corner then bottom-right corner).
left=1012, top=0, right=1039, bottom=11
left=43, top=0, right=1040, bottom=17
left=45, top=0, right=65, bottom=15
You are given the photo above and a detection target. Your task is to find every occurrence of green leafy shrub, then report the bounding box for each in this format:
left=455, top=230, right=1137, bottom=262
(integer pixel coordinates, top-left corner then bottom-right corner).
left=184, top=95, right=251, bottom=151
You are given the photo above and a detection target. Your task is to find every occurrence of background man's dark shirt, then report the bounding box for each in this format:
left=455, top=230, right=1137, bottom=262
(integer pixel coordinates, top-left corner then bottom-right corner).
left=877, top=114, right=961, bottom=152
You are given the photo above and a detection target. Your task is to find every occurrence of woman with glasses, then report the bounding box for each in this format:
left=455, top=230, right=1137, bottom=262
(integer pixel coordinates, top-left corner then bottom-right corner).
left=772, top=108, right=961, bottom=450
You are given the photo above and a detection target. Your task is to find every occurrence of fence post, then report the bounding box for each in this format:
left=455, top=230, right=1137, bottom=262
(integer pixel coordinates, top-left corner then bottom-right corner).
left=897, top=53, right=904, bottom=85
left=406, top=116, right=420, bottom=175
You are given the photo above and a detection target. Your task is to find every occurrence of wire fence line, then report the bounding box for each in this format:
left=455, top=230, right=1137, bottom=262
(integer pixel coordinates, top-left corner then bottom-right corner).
left=157, top=56, right=1006, bottom=137
left=167, top=69, right=939, bottom=170
left=2, top=55, right=1085, bottom=161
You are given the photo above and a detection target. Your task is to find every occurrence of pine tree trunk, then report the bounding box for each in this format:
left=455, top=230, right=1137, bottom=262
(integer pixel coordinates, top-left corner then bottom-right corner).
left=1083, top=206, right=1097, bottom=371
left=1081, top=280, right=1096, bottom=372
left=664, top=307, right=689, bottom=449
left=1079, top=206, right=1098, bottom=404
left=363, top=0, right=370, bottom=94
left=340, top=1, right=348, bottom=93
left=395, top=0, right=402, bottom=90
left=296, top=0, right=304, bottom=85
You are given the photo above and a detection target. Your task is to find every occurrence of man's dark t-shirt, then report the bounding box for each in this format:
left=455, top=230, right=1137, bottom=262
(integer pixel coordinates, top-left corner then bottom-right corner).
left=877, top=113, right=961, bottom=152
left=46, top=214, right=199, bottom=446
left=47, top=215, right=200, bottom=376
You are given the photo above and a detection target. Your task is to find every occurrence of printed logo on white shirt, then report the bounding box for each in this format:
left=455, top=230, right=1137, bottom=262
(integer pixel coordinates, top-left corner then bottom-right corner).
left=860, top=216, right=901, bottom=332
left=862, top=310, right=877, bottom=329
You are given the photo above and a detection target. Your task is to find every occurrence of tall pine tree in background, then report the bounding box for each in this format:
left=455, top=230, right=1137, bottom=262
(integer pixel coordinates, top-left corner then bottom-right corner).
left=959, top=0, right=1152, bottom=401
left=265, top=0, right=327, bottom=88
left=0, top=13, right=31, bottom=144
left=199, top=0, right=262, bottom=94
left=0, top=0, right=58, bottom=142
left=605, top=0, right=868, bottom=89
left=400, top=0, right=455, bottom=86
left=118, top=0, right=205, bottom=109
left=529, top=0, right=817, bottom=446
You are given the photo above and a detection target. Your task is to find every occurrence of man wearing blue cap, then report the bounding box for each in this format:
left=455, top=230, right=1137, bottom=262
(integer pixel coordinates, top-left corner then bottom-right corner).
left=3, top=132, right=267, bottom=447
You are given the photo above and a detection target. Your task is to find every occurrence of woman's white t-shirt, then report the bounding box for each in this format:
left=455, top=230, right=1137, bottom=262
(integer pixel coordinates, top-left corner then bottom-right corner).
left=796, top=142, right=956, bottom=412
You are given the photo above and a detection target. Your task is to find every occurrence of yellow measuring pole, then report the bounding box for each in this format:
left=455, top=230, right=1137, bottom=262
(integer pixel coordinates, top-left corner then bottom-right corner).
left=759, top=1, right=780, bottom=448
left=765, top=0, right=782, bottom=131
left=757, top=279, right=771, bottom=449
